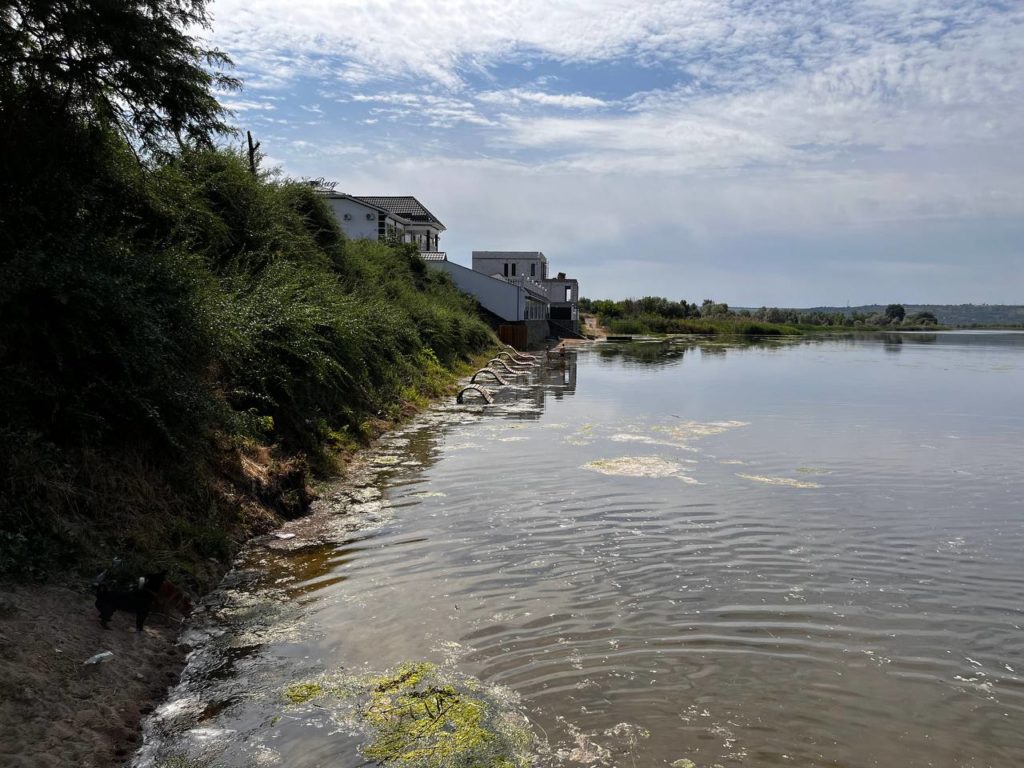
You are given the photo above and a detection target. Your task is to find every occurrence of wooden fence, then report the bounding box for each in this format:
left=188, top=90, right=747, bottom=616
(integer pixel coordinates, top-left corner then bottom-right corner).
left=497, top=324, right=528, bottom=348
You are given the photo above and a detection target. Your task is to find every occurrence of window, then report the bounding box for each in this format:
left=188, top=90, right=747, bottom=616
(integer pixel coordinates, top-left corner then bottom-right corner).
left=530, top=263, right=536, bottom=277
left=511, top=263, right=517, bottom=276
left=565, top=286, right=572, bottom=302
left=503, top=263, right=509, bottom=277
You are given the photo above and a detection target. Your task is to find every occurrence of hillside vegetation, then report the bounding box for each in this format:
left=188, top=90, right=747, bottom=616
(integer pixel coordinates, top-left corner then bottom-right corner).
left=0, top=1, right=493, bottom=580
left=0, top=141, right=493, bottom=580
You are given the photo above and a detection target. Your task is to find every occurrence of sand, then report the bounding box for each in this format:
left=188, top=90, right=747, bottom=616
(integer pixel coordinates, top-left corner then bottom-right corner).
left=0, top=582, right=186, bottom=767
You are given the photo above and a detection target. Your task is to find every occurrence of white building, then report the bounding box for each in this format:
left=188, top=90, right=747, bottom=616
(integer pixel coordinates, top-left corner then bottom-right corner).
left=322, top=193, right=445, bottom=251
left=321, top=191, right=581, bottom=343
left=430, top=260, right=548, bottom=323
left=323, top=194, right=404, bottom=242
left=472, top=251, right=580, bottom=333
left=472, top=251, right=548, bottom=281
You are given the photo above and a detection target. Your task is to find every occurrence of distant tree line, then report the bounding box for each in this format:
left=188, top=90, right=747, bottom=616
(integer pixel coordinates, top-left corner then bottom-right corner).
left=578, top=297, right=940, bottom=333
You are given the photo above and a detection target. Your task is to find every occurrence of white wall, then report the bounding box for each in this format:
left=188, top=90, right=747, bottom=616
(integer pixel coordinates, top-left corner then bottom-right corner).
left=472, top=251, right=547, bottom=279
left=545, top=279, right=579, bottom=304
left=428, top=260, right=528, bottom=321
left=325, top=197, right=382, bottom=241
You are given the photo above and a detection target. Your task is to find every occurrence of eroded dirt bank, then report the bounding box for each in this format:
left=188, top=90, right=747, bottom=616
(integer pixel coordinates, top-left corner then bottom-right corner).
left=0, top=583, right=185, bottom=767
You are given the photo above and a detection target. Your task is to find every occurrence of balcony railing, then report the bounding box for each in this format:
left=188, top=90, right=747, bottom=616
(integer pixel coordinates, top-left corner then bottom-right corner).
left=497, top=275, right=549, bottom=300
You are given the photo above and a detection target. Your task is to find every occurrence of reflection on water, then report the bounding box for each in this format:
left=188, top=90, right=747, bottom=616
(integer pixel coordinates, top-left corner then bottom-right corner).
left=137, top=332, right=1024, bottom=768
left=484, top=353, right=578, bottom=420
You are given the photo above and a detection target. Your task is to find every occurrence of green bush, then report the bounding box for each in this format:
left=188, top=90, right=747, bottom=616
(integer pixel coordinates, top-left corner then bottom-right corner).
left=0, top=141, right=494, bottom=576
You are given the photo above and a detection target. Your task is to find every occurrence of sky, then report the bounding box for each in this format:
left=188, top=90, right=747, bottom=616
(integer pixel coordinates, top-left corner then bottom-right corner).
left=205, top=0, right=1023, bottom=306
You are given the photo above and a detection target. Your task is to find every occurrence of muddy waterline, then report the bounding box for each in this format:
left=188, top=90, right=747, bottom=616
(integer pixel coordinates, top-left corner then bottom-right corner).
left=138, top=332, right=1024, bottom=767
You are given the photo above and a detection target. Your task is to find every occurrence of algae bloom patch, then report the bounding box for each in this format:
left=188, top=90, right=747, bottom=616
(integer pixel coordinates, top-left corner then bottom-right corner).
left=655, top=420, right=749, bottom=441
left=736, top=473, right=821, bottom=489
left=283, top=662, right=532, bottom=767
left=283, top=681, right=324, bottom=704
left=583, top=456, right=696, bottom=481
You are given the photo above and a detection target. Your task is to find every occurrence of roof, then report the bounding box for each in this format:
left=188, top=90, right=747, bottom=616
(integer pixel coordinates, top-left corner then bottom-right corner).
left=321, top=192, right=412, bottom=224
left=419, top=251, right=448, bottom=262
left=472, top=250, right=547, bottom=261
left=355, top=196, right=446, bottom=230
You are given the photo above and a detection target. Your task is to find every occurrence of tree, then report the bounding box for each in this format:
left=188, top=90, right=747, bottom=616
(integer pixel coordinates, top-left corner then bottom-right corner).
left=885, top=304, right=906, bottom=322
left=908, top=311, right=938, bottom=325
left=0, top=0, right=242, bottom=556
left=1, top=0, right=238, bottom=154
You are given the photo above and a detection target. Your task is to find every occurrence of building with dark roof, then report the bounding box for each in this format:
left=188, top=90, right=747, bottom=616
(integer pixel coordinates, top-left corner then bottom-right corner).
left=355, top=196, right=446, bottom=252
left=320, top=192, right=446, bottom=253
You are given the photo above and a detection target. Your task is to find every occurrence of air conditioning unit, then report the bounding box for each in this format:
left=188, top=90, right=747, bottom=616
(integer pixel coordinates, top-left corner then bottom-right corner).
left=342, top=213, right=352, bottom=221
left=366, top=213, right=375, bottom=221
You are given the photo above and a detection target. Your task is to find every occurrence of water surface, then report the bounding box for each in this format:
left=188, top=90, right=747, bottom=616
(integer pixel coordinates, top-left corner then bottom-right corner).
left=139, top=332, right=1024, bottom=767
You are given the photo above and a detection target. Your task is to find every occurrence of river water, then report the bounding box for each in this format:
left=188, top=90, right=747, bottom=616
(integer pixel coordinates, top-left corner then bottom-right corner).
left=137, top=332, right=1024, bottom=768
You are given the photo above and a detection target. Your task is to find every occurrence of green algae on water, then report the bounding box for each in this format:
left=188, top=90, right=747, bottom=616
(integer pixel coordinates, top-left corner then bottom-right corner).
left=283, top=662, right=533, bottom=767
left=362, top=663, right=528, bottom=767
left=283, top=681, right=324, bottom=704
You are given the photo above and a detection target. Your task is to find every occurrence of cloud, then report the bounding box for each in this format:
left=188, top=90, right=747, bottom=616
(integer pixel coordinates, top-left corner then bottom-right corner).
left=315, top=154, right=1022, bottom=303
left=209, top=0, right=679, bottom=88
left=220, top=99, right=277, bottom=112
left=347, top=91, right=495, bottom=127
left=208, top=0, right=1019, bottom=92
left=476, top=89, right=610, bottom=109
left=207, top=0, right=1024, bottom=303
left=209, top=0, right=1023, bottom=170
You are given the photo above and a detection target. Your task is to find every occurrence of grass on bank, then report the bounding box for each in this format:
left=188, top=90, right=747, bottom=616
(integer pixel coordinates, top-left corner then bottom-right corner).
left=0, top=139, right=495, bottom=583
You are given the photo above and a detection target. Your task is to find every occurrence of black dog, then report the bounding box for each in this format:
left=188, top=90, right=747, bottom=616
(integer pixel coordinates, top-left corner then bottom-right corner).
left=95, top=572, right=165, bottom=631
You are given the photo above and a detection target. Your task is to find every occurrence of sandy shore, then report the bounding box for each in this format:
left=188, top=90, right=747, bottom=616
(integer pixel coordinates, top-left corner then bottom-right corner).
left=0, top=582, right=186, bottom=767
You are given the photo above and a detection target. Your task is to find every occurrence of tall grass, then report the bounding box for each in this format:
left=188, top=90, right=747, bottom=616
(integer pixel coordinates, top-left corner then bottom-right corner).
left=0, top=143, right=494, bottom=579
